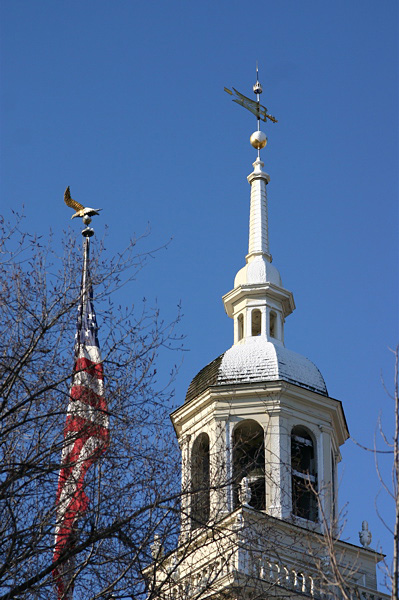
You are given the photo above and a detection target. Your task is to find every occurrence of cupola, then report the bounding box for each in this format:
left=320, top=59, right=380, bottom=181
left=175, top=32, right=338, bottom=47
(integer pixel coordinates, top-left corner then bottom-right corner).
left=172, top=73, right=347, bottom=541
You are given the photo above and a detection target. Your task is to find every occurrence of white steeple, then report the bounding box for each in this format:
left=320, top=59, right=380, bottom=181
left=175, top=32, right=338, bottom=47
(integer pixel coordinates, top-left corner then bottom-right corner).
left=223, top=114, right=295, bottom=346
left=144, top=76, right=384, bottom=600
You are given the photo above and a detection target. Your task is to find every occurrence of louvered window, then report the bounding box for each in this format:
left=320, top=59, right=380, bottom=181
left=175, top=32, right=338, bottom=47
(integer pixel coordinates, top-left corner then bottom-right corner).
left=291, top=426, right=318, bottom=521
left=191, top=433, right=210, bottom=529
left=233, top=420, right=265, bottom=510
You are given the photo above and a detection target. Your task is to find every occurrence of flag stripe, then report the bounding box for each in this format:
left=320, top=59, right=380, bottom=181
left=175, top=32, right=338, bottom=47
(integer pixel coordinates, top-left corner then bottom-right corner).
left=75, top=356, right=104, bottom=380
left=70, top=384, right=107, bottom=410
left=55, top=434, right=107, bottom=529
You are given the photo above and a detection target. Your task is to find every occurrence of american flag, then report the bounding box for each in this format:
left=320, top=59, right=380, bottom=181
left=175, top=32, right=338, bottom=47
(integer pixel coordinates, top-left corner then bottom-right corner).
left=53, top=238, right=109, bottom=599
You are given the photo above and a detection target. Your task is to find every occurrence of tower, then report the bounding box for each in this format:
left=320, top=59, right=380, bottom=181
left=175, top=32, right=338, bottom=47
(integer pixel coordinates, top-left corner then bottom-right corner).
left=146, top=75, right=388, bottom=600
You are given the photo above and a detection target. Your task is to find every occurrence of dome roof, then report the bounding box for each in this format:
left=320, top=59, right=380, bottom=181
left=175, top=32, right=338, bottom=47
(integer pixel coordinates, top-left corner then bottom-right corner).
left=234, top=255, right=282, bottom=288
left=185, top=337, right=327, bottom=403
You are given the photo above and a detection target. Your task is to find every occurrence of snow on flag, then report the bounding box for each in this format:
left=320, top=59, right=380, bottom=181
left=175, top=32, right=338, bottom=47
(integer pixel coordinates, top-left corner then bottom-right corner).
left=53, top=239, right=109, bottom=599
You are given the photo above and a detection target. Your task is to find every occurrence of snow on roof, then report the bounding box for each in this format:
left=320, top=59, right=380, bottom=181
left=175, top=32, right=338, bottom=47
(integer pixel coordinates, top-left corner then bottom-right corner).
left=218, top=337, right=327, bottom=395
left=185, top=338, right=327, bottom=403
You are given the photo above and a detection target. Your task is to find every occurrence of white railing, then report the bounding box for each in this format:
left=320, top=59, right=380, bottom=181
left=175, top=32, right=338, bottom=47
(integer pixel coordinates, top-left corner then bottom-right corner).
left=176, top=552, right=389, bottom=600
left=159, top=546, right=389, bottom=600
left=252, top=552, right=389, bottom=600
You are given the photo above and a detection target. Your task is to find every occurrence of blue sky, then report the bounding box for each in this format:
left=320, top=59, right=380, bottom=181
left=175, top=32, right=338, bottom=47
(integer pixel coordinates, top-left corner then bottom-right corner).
left=1, top=0, right=397, bottom=590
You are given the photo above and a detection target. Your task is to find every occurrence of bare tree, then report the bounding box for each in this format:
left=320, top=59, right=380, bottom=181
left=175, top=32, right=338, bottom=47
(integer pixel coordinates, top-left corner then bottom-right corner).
left=301, top=347, right=399, bottom=600
left=2, top=213, right=393, bottom=600
left=0, top=217, right=280, bottom=600
left=393, top=346, right=399, bottom=600
left=376, top=345, right=398, bottom=599
left=0, top=213, right=188, bottom=599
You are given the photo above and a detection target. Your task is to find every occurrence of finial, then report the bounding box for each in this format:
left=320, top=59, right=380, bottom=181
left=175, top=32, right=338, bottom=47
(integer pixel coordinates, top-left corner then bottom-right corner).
left=151, top=534, right=164, bottom=559
left=63, top=186, right=102, bottom=237
left=250, top=131, right=267, bottom=151
left=224, top=66, right=277, bottom=160
left=359, top=520, right=372, bottom=548
left=253, top=62, right=263, bottom=96
left=252, top=64, right=265, bottom=159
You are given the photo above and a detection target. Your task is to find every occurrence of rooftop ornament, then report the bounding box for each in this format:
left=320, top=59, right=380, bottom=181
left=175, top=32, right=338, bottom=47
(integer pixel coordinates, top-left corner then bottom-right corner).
left=224, top=63, right=277, bottom=160
left=359, top=520, right=372, bottom=548
left=64, top=185, right=102, bottom=238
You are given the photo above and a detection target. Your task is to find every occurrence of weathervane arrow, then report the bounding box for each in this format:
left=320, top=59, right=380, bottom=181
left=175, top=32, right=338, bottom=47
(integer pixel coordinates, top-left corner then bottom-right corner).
left=224, top=86, right=278, bottom=123
left=225, top=65, right=277, bottom=160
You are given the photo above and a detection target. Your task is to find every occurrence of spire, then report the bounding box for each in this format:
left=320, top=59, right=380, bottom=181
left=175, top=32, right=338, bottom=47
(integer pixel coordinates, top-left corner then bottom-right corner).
left=225, top=69, right=274, bottom=264
left=247, top=156, right=271, bottom=262
left=247, top=66, right=271, bottom=262
left=223, top=71, right=295, bottom=345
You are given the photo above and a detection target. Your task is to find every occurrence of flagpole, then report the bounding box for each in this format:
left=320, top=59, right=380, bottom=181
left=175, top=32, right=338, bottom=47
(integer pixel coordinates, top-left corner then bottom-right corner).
left=81, top=225, right=94, bottom=337
left=54, top=193, right=107, bottom=600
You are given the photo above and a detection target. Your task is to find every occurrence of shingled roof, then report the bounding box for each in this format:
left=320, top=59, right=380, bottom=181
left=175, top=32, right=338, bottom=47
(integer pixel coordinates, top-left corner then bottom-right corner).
left=185, top=354, right=225, bottom=403
left=185, top=338, right=328, bottom=403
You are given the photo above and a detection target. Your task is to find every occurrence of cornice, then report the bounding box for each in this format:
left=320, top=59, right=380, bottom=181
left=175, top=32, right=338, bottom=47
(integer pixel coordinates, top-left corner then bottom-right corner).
left=222, top=282, right=295, bottom=318
left=171, top=379, right=349, bottom=444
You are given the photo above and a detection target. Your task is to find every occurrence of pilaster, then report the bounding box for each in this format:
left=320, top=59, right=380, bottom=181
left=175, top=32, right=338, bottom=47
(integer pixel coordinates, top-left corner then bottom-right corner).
left=179, top=433, right=191, bottom=541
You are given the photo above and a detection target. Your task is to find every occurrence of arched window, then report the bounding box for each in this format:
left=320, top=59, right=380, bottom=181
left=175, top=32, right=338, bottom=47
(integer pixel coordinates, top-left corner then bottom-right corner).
left=191, top=433, right=210, bottom=529
left=251, top=309, right=261, bottom=336
left=233, top=420, right=265, bottom=510
left=237, top=313, right=244, bottom=341
left=269, top=311, right=276, bottom=338
left=291, top=426, right=318, bottom=521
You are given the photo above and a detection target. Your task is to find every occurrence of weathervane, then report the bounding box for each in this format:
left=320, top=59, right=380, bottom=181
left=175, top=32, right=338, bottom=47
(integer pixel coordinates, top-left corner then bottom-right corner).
left=64, top=186, right=102, bottom=238
left=224, top=64, right=277, bottom=159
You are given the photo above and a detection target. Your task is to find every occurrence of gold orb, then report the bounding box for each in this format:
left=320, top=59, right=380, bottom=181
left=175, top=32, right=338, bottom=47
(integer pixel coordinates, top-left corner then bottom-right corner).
left=250, top=131, right=267, bottom=150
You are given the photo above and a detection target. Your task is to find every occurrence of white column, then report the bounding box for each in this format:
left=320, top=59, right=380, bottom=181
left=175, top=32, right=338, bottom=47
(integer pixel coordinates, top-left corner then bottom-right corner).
left=246, top=310, right=252, bottom=339
left=179, top=434, right=191, bottom=540
left=210, top=420, right=228, bottom=520
left=317, top=427, right=333, bottom=528
left=276, top=310, right=283, bottom=342
left=265, top=306, right=271, bottom=340
left=317, top=429, right=324, bottom=523
left=261, top=307, right=267, bottom=337
left=225, top=420, right=233, bottom=512
left=266, top=412, right=290, bottom=518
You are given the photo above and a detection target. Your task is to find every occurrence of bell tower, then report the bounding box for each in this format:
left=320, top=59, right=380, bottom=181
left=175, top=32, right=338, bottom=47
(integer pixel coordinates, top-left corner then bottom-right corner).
left=146, top=73, right=388, bottom=600
left=174, top=72, right=342, bottom=534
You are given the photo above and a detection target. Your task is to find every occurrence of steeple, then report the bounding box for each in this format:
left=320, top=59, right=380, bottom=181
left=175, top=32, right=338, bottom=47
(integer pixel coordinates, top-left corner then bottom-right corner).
left=223, top=72, right=295, bottom=346
left=146, top=74, right=385, bottom=600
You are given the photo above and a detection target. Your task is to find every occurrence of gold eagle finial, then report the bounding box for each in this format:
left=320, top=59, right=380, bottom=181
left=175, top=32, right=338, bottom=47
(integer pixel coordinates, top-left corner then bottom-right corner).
left=64, top=186, right=102, bottom=222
